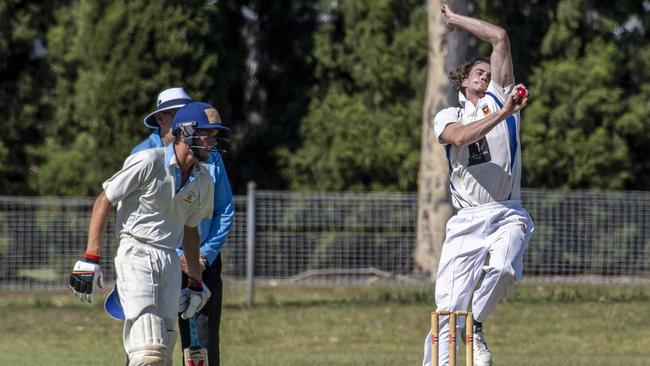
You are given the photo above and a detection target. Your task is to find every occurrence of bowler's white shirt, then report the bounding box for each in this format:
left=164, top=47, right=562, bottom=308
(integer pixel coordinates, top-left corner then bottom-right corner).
left=434, top=81, right=521, bottom=209
left=103, top=145, right=214, bottom=250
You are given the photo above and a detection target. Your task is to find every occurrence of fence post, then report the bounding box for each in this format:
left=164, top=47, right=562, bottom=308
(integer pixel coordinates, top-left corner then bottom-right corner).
left=246, top=181, right=256, bottom=306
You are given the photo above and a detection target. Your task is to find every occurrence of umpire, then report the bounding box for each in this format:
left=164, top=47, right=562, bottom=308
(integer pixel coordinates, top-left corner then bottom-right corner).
left=134, top=87, right=235, bottom=365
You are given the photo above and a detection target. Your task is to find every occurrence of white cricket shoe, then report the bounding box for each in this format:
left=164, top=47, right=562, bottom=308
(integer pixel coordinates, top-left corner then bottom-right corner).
left=473, top=330, right=492, bottom=366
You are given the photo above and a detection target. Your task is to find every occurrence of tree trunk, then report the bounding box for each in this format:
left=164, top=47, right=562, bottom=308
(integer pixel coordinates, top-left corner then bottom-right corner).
left=415, top=0, right=477, bottom=281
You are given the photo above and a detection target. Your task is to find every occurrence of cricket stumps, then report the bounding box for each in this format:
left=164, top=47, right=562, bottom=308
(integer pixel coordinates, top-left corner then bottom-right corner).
left=431, top=310, right=473, bottom=366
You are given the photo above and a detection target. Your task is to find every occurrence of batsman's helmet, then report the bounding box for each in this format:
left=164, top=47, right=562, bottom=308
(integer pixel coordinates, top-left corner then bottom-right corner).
left=172, top=101, right=231, bottom=154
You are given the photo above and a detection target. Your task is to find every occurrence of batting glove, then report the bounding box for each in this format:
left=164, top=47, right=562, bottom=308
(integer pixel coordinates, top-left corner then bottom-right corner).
left=69, top=253, right=104, bottom=303
left=179, top=284, right=211, bottom=319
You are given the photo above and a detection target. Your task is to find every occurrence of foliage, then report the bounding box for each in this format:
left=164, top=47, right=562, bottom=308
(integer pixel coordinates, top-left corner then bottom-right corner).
left=279, top=0, right=427, bottom=191
left=522, top=0, right=650, bottom=189
left=32, top=0, right=246, bottom=196
left=475, top=0, right=560, bottom=85
left=0, top=0, right=61, bottom=194
left=1, top=0, right=650, bottom=193
left=226, top=0, right=318, bottom=192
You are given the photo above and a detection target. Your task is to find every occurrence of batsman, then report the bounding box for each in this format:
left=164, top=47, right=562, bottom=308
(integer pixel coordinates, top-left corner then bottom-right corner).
left=133, top=88, right=234, bottom=366
left=68, top=101, right=227, bottom=365
left=421, top=5, right=534, bottom=366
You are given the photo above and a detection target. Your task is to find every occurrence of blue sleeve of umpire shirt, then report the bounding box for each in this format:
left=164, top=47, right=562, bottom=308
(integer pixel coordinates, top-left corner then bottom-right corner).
left=131, top=132, right=163, bottom=155
left=176, top=152, right=234, bottom=265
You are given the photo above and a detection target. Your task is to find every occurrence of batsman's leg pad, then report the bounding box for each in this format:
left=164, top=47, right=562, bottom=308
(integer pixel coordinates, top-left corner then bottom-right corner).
left=127, top=313, right=168, bottom=366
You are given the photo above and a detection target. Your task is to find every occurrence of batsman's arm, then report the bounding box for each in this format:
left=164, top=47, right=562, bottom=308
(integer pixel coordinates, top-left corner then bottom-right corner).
left=69, top=191, right=111, bottom=302
left=85, top=192, right=112, bottom=256
left=441, top=4, right=513, bottom=86
left=179, top=225, right=211, bottom=319
left=182, top=225, right=203, bottom=286
left=440, top=84, right=527, bottom=147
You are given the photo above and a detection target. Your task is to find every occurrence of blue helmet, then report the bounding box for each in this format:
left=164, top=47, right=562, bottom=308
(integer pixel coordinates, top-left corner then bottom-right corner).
left=172, top=101, right=230, bottom=134
left=172, top=102, right=231, bottom=155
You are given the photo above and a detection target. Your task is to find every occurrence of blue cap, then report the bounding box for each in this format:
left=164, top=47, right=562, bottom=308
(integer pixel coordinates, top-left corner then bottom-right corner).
left=172, top=102, right=231, bottom=134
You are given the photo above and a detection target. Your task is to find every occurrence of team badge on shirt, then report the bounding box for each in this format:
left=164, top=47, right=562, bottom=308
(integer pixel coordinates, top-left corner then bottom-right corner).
left=481, top=104, right=490, bottom=115
left=184, top=191, right=197, bottom=203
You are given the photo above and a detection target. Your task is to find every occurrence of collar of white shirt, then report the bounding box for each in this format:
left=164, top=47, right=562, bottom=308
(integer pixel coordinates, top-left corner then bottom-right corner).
left=164, top=143, right=201, bottom=193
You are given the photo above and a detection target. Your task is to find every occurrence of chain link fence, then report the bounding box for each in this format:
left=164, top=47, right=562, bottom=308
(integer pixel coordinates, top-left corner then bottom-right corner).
left=1, top=188, right=649, bottom=291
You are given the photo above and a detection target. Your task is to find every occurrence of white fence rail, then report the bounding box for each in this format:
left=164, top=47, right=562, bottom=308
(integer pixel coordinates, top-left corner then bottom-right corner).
left=1, top=188, right=649, bottom=290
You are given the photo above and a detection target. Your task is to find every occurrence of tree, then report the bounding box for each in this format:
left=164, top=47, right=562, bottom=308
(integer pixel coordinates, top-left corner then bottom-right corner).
left=474, top=0, right=559, bottom=87
left=33, top=0, right=246, bottom=196
left=415, top=0, right=477, bottom=279
left=279, top=0, right=428, bottom=192
left=522, top=0, right=650, bottom=189
left=0, top=0, right=63, bottom=194
left=226, top=0, right=318, bottom=192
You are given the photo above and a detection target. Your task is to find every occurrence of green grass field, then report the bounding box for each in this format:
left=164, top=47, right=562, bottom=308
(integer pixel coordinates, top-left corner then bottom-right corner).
left=1, top=283, right=649, bottom=365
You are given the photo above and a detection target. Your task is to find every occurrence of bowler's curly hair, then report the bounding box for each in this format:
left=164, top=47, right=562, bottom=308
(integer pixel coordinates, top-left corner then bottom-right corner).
left=449, top=57, right=490, bottom=94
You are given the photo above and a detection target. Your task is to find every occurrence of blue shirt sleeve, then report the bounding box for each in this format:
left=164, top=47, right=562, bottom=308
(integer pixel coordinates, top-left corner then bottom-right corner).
left=176, top=152, right=234, bottom=265
left=131, top=132, right=163, bottom=155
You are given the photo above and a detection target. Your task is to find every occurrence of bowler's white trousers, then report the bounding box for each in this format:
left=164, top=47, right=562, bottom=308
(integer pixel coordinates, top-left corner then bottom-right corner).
left=422, top=200, right=534, bottom=366
left=114, top=238, right=182, bottom=354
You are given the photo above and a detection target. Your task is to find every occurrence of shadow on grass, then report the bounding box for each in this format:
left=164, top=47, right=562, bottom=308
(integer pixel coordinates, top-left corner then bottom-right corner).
left=227, top=283, right=650, bottom=309
left=3, top=283, right=650, bottom=310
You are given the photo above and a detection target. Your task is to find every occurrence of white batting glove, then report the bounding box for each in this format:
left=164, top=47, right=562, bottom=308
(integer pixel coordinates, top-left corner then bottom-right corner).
left=179, top=284, right=211, bottom=319
left=69, top=255, right=104, bottom=303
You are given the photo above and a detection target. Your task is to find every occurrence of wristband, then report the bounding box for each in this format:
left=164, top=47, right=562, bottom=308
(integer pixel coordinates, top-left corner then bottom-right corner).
left=188, top=277, right=203, bottom=291
left=83, top=252, right=100, bottom=264
left=189, top=284, right=203, bottom=292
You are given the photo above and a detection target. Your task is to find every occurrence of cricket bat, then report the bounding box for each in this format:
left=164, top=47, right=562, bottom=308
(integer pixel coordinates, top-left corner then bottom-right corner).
left=184, top=316, right=208, bottom=366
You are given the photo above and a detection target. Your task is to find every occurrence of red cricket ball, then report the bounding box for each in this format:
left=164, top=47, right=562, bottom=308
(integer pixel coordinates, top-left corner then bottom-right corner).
left=517, top=87, right=528, bottom=101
